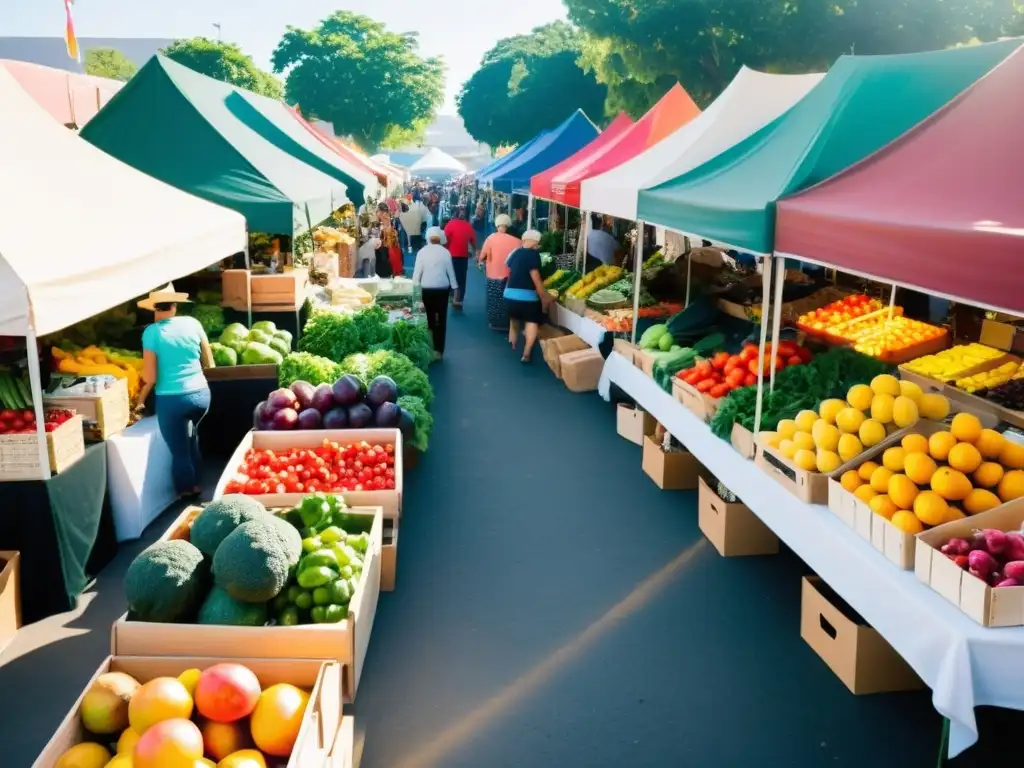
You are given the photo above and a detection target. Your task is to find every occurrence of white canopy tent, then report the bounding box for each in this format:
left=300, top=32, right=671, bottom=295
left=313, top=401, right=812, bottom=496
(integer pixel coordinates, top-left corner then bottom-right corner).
left=0, top=66, right=246, bottom=478
left=408, top=147, right=467, bottom=180
left=580, top=68, right=824, bottom=221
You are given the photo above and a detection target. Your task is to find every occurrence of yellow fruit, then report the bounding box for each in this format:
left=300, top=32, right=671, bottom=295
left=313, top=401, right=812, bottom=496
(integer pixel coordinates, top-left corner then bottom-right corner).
left=882, top=446, right=907, bottom=472
left=1000, top=440, right=1024, bottom=470
left=871, top=394, right=895, bottom=424
left=975, top=429, right=1006, bottom=460
left=871, top=374, right=902, bottom=397
left=793, top=448, right=817, bottom=472
left=54, top=743, right=112, bottom=768
left=905, top=453, right=938, bottom=485
left=888, top=474, right=919, bottom=510
left=840, top=469, right=862, bottom=492
left=836, top=407, right=866, bottom=434
left=913, top=491, right=949, bottom=526
left=117, top=729, right=141, bottom=755
left=858, top=460, right=881, bottom=482
left=817, top=449, right=841, bottom=474
left=859, top=419, right=887, bottom=447
left=216, top=750, right=266, bottom=768
left=891, top=510, right=925, bottom=534
left=104, top=755, right=132, bottom=768
left=918, top=393, right=951, bottom=421
left=899, top=380, right=923, bottom=402
left=948, top=442, right=983, bottom=474
left=950, top=412, right=983, bottom=443
left=901, top=433, right=930, bottom=454
left=795, top=410, right=819, bottom=433
left=818, top=399, right=847, bottom=425
left=869, top=495, right=898, bottom=520
left=870, top=466, right=894, bottom=494
left=974, top=462, right=1004, bottom=489
left=892, top=396, right=920, bottom=429
left=854, top=485, right=878, bottom=503
left=931, top=467, right=973, bottom=501
left=177, top=669, right=202, bottom=698
left=812, top=421, right=841, bottom=452
left=964, top=488, right=1002, bottom=515
left=928, top=431, right=957, bottom=462
left=998, top=470, right=1024, bottom=502
left=778, top=439, right=797, bottom=459
left=846, top=384, right=874, bottom=411
left=837, top=433, right=863, bottom=463
left=759, top=431, right=781, bottom=449
left=776, top=419, right=798, bottom=440
left=792, top=431, right=815, bottom=452
left=944, top=507, right=967, bottom=522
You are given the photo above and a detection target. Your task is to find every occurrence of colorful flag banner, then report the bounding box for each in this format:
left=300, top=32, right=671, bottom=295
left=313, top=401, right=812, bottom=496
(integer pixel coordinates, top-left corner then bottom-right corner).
left=64, top=0, right=80, bottom=62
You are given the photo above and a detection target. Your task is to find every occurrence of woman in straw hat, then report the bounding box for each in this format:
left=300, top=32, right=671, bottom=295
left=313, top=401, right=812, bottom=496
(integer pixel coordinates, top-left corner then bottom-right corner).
left=136, top=284, right=215, bottom=499
left=477, top=213, right=520, bottom=331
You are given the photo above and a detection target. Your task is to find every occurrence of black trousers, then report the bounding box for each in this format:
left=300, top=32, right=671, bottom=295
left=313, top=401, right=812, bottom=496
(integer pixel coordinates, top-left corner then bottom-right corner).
left=421, top=288, right=450, bottom=355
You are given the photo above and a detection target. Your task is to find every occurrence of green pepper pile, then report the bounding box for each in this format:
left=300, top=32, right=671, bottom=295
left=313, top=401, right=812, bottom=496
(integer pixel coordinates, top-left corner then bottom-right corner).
left=272, top=494, right=372, bottom=626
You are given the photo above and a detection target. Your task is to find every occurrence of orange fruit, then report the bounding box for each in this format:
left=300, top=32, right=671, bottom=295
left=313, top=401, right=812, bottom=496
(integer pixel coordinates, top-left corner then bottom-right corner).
left=973, top=461, right=1004, bottom=488
left=947, top=442, right=983, bottom=474
left=963, top=488, right=1002, bottom=515
left=928, top=431, right=957, bottom=462
left=250, top=684, right=310, bottom=758
left=1000, top=440, right=1024, bottom=470
left=997, top=470, right=1024, bottom=503
left=891, top=510, right=925, bottom=535
left=950, top=412, right=983, bottom=443
left=869, top=495, right=898, bottom=520
left=854, top=485, right=878, bottom=504
left=840, top=469, right=862, bottom=493
left=931, top=466, right=973, bottom=501
left=54, top=743, right=111, bottom=768
left=133, top=718, right=203, bottom=768
left=888, top=474, right=919, bottom=510
left=882, top=446, right=907, bottom=472
left=901, top=433, right=930, bottom=454
left=129, top=678, right=194, bottom=735
left=913, top=491, right=949, bottom=526
left=944, top=506, right=967, bottom=522
left=858, top=460, right=881, bottom=482
left=215, top=750, right=267, bottom=768
left=975, top=429, right=1006, bottom=460
left=870, top=466, right=894, bottom=494
left=905, top=452, right=938, bottom=485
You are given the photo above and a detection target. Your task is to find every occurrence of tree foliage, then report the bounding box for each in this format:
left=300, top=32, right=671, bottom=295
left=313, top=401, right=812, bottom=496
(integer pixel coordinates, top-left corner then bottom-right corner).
left=457, top=21, right=607, bottom=147
left=565, top=0, right=1024, bottom=114
left=162, top=37, right=282, bottom=98
left=272, top=11, right=445, bottom=151
left=83, top=48, right=137, bottom=81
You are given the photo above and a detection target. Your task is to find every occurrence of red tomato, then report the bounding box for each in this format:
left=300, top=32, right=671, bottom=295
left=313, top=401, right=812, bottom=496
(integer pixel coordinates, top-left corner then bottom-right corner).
left=796, top=346, right=813, bottom=363
left=696, top=378, right=716, bottom=393
left=743, top=373, right=758, bottom=387
left=787, top=355, right=803, bottom=367
left=709, top=383, right=730, bottom=398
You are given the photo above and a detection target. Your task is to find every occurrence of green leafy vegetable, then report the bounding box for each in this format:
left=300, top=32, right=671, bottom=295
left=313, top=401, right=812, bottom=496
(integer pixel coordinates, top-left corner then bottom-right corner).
left=398, top=394, right=432, bottom=452
left=388, top=321, right=434, bottom=372
left=299, top=309, right=363, bottom=362
left=338, top=350, right=433, bottom=407
left=278, top=351, right=343, bottom=387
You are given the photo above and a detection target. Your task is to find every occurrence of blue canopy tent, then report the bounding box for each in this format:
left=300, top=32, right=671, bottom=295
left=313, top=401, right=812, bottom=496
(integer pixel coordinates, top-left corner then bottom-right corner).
left=476, top=130, right=549, bottom=181
left=486, top=110, right=598, bottom=192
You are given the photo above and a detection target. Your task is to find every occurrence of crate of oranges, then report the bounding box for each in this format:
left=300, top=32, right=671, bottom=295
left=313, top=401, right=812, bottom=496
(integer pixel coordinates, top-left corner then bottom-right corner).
left=827, top=410, right=1024, bottom=569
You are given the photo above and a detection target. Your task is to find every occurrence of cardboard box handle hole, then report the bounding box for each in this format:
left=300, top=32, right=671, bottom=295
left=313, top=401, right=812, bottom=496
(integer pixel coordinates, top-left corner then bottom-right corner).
left=819, top=613, right=837, bottom=640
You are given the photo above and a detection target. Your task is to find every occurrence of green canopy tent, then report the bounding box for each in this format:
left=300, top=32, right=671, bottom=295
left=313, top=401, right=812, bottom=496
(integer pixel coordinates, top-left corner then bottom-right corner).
left=637, top=39, right=1020, bottom=255
left=81, top=55, right=349, bottom=235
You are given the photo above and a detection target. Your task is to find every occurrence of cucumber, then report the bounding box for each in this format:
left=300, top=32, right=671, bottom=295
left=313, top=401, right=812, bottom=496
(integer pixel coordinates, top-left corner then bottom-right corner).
left=15, top=376, right=31, bottom=407
left=0, top=374, right=20, bottom=409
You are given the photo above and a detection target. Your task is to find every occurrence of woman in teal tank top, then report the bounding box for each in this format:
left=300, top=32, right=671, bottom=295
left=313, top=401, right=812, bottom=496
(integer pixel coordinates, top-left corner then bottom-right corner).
left=137, top=285, right=214, bottom=499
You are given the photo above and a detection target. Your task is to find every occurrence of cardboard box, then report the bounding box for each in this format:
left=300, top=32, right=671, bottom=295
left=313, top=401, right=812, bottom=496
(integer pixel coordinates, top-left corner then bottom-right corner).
left=380, top=518, right=398, bottom=593
left=116, top=507, right=383, bottom=701
left=0, top=414, right=84, bottom=481
left=537, top=324, right=569, bottom=341
left=730, top=423, right=756, bottom=460
left=560, top=348, right=604, bottom=393
left=636, top=350, right=657, bottom=377
left=330, top=715, right=356, bottom=768
left=541, top=334, right=589, bottom=379
left=616, top=404, right=655, bottom=446
left=204, top=363, right=279, bottom=382
left=698, top=477, right=778, bottom=557
left=914, top=499, right=1024, bottom=627
left=223, top=269, right=309, bottom=312
left=800, top=576, right=923, bottom=695
left=34, top=656, right=341, bottom=768
left=827, top=415, right=999, bottom=570
left=642, top=435, right=703, bottom=490
left=612, top=338, right=638, bottom=364
left=755, top=441, right=850, bottom=505
left=45, top=378, right=129, bottom=441
left=215, top=429, right=403, bottom=519
left=0, top=552, right=21, bottom=655
left=672, top=378, right=719, bottom=423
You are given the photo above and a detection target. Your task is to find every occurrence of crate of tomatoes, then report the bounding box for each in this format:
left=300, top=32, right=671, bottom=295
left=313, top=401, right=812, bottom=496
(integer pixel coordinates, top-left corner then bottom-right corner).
left=673, top=343, right=814, bottom=423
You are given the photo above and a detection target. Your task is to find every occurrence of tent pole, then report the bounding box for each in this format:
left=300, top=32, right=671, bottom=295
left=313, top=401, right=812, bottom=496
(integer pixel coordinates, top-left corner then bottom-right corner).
left=685, top=252, right=692, bottom=309
left=630, top=221, right=644, bottom=346
left=753, top=255, right=773, bottom=437
left=25, top=329, right=51, bottom=481
left=244, top=239, right=253, bottom=330
left=562, top=205, right=568, bottom=257
left=580, top=211, right=590, bottom=276
left=769, top=256, right=786, bottom=393
left=527, top=193, right=534, bottom=230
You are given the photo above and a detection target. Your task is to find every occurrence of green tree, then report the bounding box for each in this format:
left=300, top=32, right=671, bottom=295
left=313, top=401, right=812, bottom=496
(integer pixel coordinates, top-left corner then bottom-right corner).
left=457, top=21, right=607, bottom=147
left=161, top=37, right=282, bottom=98
left=83, top=47, right=137, bottom=81
left=566, top=0, right=1024, bottom=114
left=272, top=11, right=445, bottom=151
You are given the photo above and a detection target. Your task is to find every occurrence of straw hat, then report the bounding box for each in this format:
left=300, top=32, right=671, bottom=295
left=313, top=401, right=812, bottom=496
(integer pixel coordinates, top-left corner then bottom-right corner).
left=137, top=283, right=191, bottom=311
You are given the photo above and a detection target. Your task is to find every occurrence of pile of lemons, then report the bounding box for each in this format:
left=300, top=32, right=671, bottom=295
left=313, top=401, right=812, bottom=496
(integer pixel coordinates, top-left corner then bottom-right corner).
left=762, top=374, right=951, bottom=474
left=839, top=412, right=1024, bottom=534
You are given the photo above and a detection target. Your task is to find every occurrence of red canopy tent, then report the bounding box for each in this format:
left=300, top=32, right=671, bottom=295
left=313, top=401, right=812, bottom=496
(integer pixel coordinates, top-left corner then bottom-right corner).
left=530, top=83, right=701, bottom=208
left=776, top=45, right=1024, bottom=314
left=288, top=105, right=390, bottom=187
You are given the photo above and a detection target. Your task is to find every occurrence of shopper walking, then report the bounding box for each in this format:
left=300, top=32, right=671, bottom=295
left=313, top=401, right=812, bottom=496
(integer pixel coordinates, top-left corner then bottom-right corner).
left=443, top=206, right=477, bottom=309
left=504, top=230, right=553, bottom=362
left=399, top=197, right=427, bottom=254
left=412, top=227, right=458, bottom=359
left=478, top=213, right=520, bottom=331
left=136, top=285, right=214, bottom=499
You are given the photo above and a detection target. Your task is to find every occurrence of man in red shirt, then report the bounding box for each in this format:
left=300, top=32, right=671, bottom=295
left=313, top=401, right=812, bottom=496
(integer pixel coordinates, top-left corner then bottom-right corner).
left=443, top=206, right=477, bottom=309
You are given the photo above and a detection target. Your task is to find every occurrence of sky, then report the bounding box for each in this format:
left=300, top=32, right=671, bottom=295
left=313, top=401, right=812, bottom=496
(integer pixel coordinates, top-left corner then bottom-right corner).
left=2, top=0, right=567, bottom=112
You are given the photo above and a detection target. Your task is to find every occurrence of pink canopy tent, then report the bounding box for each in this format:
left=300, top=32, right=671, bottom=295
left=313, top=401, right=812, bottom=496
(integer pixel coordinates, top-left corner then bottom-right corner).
left=0, top=59, right=123, bottom=127
left=528, top=112, right=634, bottom=203
left=776, top=44, right=1024, bottom=314
left=287, top=105, right=390, bottom=187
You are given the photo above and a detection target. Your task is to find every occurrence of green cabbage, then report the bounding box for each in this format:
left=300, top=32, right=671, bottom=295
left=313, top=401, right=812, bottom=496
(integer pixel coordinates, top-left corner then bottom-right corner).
left=210, top=343, right=237, bottom=367
left=242, top=342, right=283, bottom=365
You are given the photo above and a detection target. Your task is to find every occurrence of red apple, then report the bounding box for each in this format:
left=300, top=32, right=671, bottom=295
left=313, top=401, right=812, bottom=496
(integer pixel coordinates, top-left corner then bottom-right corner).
left=194, top=663, right=261, bottom=723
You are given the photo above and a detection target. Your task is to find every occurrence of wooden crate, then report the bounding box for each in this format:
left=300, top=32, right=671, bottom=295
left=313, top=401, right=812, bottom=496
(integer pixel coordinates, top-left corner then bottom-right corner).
left=223, top=269, right=309, bottom=312
left=44, top=378, right=129, bottom=440
left=0, top=414, right=84, bottom=480
left=381, top=518, right=398, bottom=592
left=204, top=363, right=279, bottom=382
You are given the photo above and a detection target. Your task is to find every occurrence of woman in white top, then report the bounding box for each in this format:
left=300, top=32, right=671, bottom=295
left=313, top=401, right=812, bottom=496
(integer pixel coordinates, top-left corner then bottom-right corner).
left=412, top=227, right=458, bottom=360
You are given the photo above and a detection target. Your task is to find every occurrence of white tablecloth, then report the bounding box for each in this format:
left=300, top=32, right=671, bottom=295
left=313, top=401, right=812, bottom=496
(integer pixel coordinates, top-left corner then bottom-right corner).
left=599, top=351, right=1024, bottom=758
left=554, top=304, right=606, bottom=348
left=106, top=416, right=177, bottom=542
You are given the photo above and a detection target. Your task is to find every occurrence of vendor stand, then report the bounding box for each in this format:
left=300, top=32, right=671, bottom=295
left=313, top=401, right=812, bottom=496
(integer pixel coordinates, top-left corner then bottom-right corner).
left=0, top=65, right=246, bottom=616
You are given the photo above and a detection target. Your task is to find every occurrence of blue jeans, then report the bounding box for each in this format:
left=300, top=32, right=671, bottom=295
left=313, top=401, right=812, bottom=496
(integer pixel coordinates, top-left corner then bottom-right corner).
left=156, top=388, right=211, bottom=493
